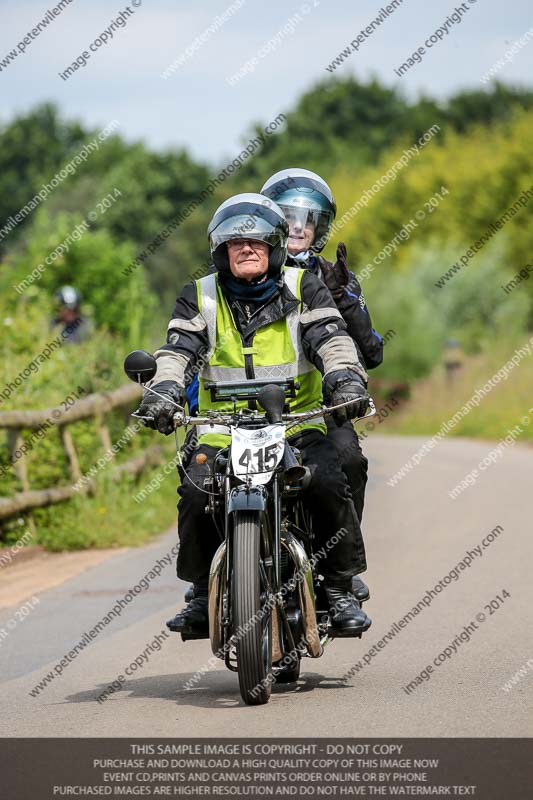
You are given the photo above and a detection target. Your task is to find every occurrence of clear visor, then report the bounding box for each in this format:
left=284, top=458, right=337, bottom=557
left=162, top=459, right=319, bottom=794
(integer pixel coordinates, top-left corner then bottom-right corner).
left=209, top=214, right=280, bottom=251
left=280, top=204, right=333, bottom=252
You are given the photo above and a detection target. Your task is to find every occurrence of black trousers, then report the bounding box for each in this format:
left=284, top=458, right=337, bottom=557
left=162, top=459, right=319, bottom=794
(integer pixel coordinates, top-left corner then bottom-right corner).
left=325, top=417, right=368, bottom=522
left=176, top=428, right=366, bottom=585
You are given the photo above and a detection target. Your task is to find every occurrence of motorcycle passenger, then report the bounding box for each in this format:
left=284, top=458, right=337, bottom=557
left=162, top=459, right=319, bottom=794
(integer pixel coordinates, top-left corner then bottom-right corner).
left=261, top=168, right=383, bottom=601
left=137, top=193, right=373, bottom=639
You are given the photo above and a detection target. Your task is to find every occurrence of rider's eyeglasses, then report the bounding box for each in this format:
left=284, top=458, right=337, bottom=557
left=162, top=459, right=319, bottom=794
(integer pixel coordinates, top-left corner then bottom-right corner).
left=227, top=239, right=264, bottom=251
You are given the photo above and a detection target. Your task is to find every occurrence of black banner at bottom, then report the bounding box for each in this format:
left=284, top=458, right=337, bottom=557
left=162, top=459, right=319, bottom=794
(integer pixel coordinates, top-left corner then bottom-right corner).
left=2, top=738, right=531, bottom=799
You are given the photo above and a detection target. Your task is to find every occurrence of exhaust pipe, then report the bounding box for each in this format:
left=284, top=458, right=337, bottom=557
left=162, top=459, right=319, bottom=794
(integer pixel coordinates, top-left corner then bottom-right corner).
left=280, top=532, right=322, bottom=658
left=208, top=542, right=227, bottom=657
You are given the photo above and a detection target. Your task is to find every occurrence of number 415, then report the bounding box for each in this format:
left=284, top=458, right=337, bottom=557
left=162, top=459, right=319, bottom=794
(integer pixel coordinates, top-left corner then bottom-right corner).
left=238, top=444, right=279, bottom=471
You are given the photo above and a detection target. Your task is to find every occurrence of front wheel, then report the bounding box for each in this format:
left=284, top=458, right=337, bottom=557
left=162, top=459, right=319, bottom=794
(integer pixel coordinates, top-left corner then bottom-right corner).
left=232, top=511, right=272, bottom=705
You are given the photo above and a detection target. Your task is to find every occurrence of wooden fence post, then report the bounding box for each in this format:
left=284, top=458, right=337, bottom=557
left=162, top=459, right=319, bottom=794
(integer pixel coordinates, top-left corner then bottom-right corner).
left=6, top=429, right=37, bottom=538
left=58, top=426, right=82, bottom=483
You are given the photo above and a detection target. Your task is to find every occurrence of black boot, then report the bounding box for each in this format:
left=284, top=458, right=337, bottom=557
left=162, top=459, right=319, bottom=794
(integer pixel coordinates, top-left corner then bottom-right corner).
left=166, top=584, right=209, bottom=638
left=325, top=583, right=371, bottom=638
left=184, top=584, right=194, bottom=603
left=351, top=575, right=370, bottom=604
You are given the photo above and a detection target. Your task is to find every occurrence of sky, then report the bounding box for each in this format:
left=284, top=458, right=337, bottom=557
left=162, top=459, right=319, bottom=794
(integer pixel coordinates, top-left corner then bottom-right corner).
left=1, top=0, right=532, bottom=166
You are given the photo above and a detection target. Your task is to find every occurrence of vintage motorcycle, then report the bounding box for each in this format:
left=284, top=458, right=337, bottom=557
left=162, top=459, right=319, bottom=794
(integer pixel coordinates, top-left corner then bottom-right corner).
left=124, top=350, right=374, bottom=706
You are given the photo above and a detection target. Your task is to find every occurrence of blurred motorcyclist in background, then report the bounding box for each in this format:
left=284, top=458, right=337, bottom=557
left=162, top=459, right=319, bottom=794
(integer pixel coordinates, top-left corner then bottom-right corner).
left=52, top=286, right=93, bottom=344
left=261, top=168, right=384, bottom=602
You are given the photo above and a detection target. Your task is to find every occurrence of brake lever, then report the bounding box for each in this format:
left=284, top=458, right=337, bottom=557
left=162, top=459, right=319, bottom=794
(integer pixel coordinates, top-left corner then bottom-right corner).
left=142, top=384, right=184, bottom=410
left=361, top=397, right=376, bottom=420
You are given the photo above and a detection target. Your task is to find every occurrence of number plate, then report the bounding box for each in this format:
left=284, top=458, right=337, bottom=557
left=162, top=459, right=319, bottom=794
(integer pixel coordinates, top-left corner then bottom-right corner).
left=231, top=425, right=285, bottom=485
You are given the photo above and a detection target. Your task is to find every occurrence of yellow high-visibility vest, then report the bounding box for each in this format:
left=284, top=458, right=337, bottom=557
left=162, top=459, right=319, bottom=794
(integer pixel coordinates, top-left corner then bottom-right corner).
left=195, top=266, right=326, bottom=448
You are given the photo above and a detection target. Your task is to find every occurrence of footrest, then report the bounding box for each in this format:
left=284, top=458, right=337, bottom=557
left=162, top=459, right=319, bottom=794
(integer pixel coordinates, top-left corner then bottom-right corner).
left=180, top=631, right=209, bottom=641
left=328, top=627, right=363, bottom=640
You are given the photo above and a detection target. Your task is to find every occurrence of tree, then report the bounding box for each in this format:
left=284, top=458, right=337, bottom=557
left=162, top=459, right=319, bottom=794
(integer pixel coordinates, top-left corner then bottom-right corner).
left=0, top=104, right=86, bottom=249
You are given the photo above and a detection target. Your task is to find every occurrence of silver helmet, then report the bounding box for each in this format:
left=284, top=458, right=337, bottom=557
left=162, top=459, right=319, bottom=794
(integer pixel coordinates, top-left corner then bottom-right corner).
left=261, top=168, right=336, bottom=253
left=207, top=193, right=289, bottom=276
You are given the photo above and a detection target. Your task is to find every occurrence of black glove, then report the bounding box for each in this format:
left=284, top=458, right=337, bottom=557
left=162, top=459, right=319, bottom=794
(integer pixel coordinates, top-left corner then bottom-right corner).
left=320, top=242, right=351, bottom=300
left=325, top=370, right=369, bottom=426
left=137, top=380, right=185, bottom=435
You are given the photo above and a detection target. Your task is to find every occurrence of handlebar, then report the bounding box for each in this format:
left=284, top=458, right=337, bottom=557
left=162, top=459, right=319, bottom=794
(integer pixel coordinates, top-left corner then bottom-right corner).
left=150, top=397, right=377, bottom=429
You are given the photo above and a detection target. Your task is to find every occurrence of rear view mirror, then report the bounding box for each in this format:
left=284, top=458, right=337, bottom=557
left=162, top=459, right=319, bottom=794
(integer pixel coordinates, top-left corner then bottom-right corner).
left=124, top=350, right=157, bottom=384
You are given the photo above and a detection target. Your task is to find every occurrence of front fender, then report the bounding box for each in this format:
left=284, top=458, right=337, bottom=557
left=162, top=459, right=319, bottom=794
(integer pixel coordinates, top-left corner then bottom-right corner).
left=227, top=485, right=268, bottom=514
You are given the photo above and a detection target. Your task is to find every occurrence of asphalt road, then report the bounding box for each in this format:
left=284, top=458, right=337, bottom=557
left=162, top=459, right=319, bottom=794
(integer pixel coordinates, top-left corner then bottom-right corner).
left=1, top=435, right=532, bottom=737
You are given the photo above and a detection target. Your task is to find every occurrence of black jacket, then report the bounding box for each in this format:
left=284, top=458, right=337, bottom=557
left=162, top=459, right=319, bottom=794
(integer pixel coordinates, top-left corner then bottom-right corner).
left=302, top=255, right=383, bottom=370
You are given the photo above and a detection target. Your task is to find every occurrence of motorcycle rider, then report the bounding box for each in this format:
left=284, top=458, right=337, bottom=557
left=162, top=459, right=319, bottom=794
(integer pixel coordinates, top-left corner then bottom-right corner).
left=52, top=286, right=93, bottom=344
left=137, top=193, right=372, bottom=639
left=261, top=168, right=383, bottom=601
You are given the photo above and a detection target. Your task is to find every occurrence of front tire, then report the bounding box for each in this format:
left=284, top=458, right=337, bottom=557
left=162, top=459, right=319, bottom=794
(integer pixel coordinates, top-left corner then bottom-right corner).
left=232, top=511, right=272, bottom=705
